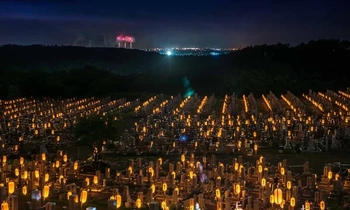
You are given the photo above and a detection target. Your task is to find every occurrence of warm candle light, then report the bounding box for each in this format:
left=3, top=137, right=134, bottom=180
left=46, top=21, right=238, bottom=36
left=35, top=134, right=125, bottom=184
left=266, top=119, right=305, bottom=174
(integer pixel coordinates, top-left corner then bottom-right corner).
left=116, top=194, right=122, bottom=208
left=74, top=161, right=79, bottom=170
left=216, top=188, right=221, bottom=199
left=8, top=182, right=15, bottom=194
left=135, top=198, right=141, bottom=208
left=319, top=200, right=325, bottom=210
left=261, top=178, right=266, bottom=187
left=290, top=197, right=295, bottom=207
left=162, top=183, right=167, bottom=192
left=22, top=186, right=27, bottom=196
left=328, top=171, right=332, bottom=179
left=43, top=186, right=49, bottom=199
left=93, top=175, right=98, bottom=185
left=80, top=190, right=87, bottom=204
left=1, top=201, right=9, bottom=210
left=274, top=188, right=283, bottom=205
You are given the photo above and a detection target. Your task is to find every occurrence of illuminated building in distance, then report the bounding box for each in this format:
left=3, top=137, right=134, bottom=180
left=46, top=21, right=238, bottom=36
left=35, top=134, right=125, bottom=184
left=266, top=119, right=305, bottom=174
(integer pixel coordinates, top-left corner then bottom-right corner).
left=116, top=35, right=135, bottom=49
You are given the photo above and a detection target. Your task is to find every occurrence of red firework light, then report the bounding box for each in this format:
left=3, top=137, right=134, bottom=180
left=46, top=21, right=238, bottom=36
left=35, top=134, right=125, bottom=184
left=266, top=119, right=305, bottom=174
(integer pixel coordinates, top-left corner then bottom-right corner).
left=117, top=35, right=125, bottom=41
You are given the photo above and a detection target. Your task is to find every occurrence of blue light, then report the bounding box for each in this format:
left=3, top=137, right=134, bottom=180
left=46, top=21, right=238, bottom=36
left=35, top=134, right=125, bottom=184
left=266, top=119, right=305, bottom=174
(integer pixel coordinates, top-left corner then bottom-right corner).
left=166, top=50, right=172, bottom=56
left=179, top=134, right=188, bottom=142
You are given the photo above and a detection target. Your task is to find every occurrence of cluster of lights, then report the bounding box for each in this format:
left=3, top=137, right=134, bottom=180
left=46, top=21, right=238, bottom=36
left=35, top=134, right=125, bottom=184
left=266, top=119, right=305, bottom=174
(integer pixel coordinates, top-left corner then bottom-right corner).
left=118, top=101, right=130, bottom=109
left=197, top=96, right=208, bottom=114
left=243, top=95, right=248, bottom=113
left=281, top=95, right=297, bottom=113
left=173, top=96, right=191, bottom=115
left=153, top=100, right=169, bottom=114
left=335, top=100, right=349, bottom=111
left=303, top=94, right=324, bottom=112
left=262, top=94, right=272, bottom=112
left=339, top=91, right=350, bottom=99
left=318, top=92, right=332, bottom=101
left=2, top=97, right=123, bottom=142
left=135, top=96, right=157, bottom=113
left=221, top=95, right=228, bottom=115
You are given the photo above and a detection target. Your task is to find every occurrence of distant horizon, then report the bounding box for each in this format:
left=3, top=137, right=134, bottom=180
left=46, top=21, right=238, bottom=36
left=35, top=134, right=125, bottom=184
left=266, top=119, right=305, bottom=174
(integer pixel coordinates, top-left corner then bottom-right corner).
left=1, top=38, right=349, bottom=50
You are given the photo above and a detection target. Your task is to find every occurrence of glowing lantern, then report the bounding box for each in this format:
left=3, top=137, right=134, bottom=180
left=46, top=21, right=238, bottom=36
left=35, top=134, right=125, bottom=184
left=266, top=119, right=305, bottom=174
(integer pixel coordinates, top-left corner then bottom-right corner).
left=74, top=162, right=78, bottom=170
left=235, top=184, right=241, bottom=194
left=67, top=191, right=72, bottom=200
left=45, top=173, right=49, bottom=182
left=280, top=167, right=285, bottom=175
left=43, top=186, right=49, bottom=199
left=234, top=163, right=239, bottom=171
left=171, top=171, right=176, bottom=179
left=93, top=176, right=98, bottom=185
left=80, top=190, right=87, bottom=204
left=162, top=183, right=167, bottom=192
left=1, top=201, right=9, bottom=210
left=290, top=197, right=295, bottom=207
left=305, top=201, right=310, bottom=210
left=135, top=198, right=141, bottom=208
left=274, top=188, right=283, bottom=205
left=22, top=186, right=27, bottom=196
left=174, top=187, right=179, bottom=195
left=35, top=170, right=39, bottom=179
left=259, top=156, right=264, bottom=163
left=63, top=155, right=68, bottom=163
left=215, top=188, right=221, bottom=198
left=116, top=194, right=122, bottom=208
left=328, top=171, right=332, bottom=179
left=319, top=200, right=325, bottom=210
left=287, top=181, right=292, bottom=190
left=280, top=200, right=285, bottom=208
left=270, top=194, right=275, bottom=204
left=59, top=175, right=64, bottom=183
left=85, top=178, right=90, bottom=186
left=23, top=171, right=28, bottom=179
left=55, top=160, right=60, bottom=168
left=158, top=158, right=162, bottom=165
left=261, top=178, right=266, bottom=187
left=2, top=156, right=6, bottom=164
left=189, top=171, right=194, bottom=179
left=20, top=157, right=24, bottom=165
left=151, top=184, right=155, bottom=194
left=14, top=168, right=19, bottom=177
left=8, top=182, right=15, bottom=194
left=258, top=165, right=263, bottom=173
left=161, top=201, right=167, bottom=209
left=335, top=173, right=339, bottom=181
left=128, top=166, right=133, bottom=174
left=42, top=153, right=46, bottom=161
left=181, top=154, right=185, bottom=163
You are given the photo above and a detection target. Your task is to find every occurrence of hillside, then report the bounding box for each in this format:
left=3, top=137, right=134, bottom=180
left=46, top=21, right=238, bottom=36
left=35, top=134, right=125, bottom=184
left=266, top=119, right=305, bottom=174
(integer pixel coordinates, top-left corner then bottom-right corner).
left=0, top=39, right=349, bottom=99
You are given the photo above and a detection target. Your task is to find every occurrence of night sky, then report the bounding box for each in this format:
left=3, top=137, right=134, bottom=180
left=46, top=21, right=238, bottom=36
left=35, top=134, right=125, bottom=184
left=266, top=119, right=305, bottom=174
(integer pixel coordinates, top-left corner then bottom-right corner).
left=0, top=0, right=349, bottom=48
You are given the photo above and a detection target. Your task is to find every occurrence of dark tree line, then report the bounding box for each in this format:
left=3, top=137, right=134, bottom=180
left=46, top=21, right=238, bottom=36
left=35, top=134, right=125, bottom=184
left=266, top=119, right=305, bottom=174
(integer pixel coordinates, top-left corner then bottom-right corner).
left=0, top=39, right=349, bottom=99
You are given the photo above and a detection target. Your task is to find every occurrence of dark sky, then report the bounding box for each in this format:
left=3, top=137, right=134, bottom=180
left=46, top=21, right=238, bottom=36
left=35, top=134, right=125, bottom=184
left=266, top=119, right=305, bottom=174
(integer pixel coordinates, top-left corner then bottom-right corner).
left=0, top=0, right=349, bottom=48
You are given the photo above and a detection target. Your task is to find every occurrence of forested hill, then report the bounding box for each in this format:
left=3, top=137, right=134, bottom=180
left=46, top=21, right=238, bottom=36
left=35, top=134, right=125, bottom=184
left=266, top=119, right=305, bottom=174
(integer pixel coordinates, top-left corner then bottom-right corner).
left=0, top=39, right=349, bottom=99
left=0, top=45, right=162, bottom=73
